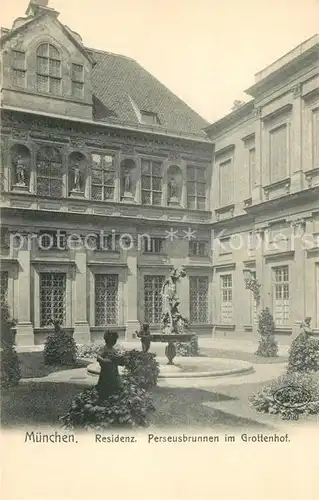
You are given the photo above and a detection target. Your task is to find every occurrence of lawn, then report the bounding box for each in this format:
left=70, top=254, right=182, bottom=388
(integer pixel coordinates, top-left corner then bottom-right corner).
left=1, top=381, right=267, bottom=429
left=18, top=352, right=89, bottom=378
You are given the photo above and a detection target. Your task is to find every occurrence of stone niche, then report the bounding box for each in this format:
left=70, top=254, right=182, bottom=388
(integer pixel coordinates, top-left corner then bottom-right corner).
left=11, top=143, right=31, bottom=192
left=167, top=164, right=183, bottom=207
left=120, top=158, right=137, bottom=203
left=68, top=151, right=88, bottom=198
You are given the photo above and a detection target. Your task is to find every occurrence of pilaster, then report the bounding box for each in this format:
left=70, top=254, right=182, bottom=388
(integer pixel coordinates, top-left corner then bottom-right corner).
left=15, top=244, right=34, bottom=345
left=251, top=107, right=262, bottom=204
left=73, top=247, right=90, bottom=343
left=290, top=85, right=303, bottom=193
left=125, top=248, right=140, bottom=339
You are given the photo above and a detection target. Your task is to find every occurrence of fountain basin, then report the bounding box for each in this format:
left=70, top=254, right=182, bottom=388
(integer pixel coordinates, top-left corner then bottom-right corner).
left=149, top=333, right=194, bottom=343
left=87, top=356, right=253, bottom=379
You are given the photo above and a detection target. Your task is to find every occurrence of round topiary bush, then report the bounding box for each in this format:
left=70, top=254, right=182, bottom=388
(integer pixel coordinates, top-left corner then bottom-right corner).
left=175, top=335, right=199, bottom=357
left=255, top=308, right=278, bottom=357
left=287, top=334, right=319, bottom=373
left=250, top=371, right=319, bottom=421
left=60, top=378, right=156, bottom=430
left=122, top=349, right=160, bottom=390
left=0, top=304, right=21, bottom=389
left=44, top=322, right=77, bottom=366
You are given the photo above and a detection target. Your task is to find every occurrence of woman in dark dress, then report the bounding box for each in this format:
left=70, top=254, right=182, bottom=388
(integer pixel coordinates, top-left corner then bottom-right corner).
left=96, top=330, right=125, bottom=401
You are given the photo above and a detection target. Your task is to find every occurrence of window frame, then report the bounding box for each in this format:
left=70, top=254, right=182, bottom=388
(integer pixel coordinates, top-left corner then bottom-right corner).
left=36, top=43, right=62, bottom=96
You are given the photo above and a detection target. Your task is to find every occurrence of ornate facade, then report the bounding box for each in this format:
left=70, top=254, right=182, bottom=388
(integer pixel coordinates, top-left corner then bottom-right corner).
left=0, top=1, right=214, bottom=345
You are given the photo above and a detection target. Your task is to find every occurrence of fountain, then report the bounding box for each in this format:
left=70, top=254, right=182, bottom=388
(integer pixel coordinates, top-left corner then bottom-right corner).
left=144, top=266, right=194, bottom=364
left=86, top=266, right=254, bottom=384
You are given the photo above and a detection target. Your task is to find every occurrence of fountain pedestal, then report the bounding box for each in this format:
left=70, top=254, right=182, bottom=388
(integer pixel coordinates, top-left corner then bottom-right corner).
left=150, top=333, right=194, bottom=365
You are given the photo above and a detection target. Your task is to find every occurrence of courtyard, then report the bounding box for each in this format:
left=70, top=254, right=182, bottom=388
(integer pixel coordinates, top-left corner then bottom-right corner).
left=1, top=338, right=296, bottom=431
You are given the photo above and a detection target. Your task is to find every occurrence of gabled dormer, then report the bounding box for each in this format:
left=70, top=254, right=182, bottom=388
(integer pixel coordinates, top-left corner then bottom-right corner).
left=1, top=0, right=95, bottom=120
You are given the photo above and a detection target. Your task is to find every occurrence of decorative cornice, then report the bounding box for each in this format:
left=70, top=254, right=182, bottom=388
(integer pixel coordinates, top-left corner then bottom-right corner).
left=261, top=104, right=293, bottom=122
left=241, top=133, right=255, bottom=144
left=30, top=259, right=76, bottom=266
left=264, top=250, right=295, bottom=261
left=87, top=261, right=127, bottom=268
left=243, top=259, right=256, bottom=267
left=213, top=262, right=236, bottom=271
left=214, top=144, right=235, bottom=159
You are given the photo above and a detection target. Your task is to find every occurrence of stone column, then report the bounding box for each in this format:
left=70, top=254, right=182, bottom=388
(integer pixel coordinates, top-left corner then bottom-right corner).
left=252, top=107, right=263, bottom=204
left=290, top=218, right=306, bottom=321
left=290, top=85, right=303, bottom=193
left=125, top=249, right=140, bottom=339
left=15, top=244, right=34, bottom=345
left=73, top=247, right=90, bottom=343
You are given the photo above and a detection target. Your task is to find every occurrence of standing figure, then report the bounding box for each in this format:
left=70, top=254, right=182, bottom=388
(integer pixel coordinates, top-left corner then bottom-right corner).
left=300, top=317, right=313, bottom=339
left=124, top=168, right=132, bottom=192
left=73, top=163, right=81, bottom=191
left=96, top=330, right=125, bottom=401
left=136, top=323, right=151, bottom=353
left=15, top=156, right=26, bottom=186
left=169, top=177, right=178, bottom=199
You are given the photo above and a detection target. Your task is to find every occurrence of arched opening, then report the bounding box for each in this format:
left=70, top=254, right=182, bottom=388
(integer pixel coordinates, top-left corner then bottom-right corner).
left=11, top=144, right=31, bottom=190
left=68, top=151, right=87, bottom=196
left=120, top=158, right=136, bottom=200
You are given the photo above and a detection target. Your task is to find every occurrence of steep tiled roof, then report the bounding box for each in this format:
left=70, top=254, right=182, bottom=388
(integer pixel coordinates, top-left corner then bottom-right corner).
left=89, top=48, right=209, bottom=137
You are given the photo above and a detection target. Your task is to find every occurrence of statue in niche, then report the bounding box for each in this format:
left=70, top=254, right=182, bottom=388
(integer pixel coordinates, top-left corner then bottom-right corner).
left=123, top=168, right=132, bottom=192
left=15, top=156, right=27, bottom=186
left=73, top=162, right=81, bottom=191
left=169, top=177, right=179, bottom=200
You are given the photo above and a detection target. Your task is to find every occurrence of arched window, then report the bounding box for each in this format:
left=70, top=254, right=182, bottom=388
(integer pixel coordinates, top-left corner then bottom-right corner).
left=36, top=43, right=61, bottom=95
left=36, top=146, right=63, bottom=197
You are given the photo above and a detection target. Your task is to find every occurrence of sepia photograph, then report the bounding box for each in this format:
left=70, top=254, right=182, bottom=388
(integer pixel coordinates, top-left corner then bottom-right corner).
left=0, top=0, right=318, bottom=499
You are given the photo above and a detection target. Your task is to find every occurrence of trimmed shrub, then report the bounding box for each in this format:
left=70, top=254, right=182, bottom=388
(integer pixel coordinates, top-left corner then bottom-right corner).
left=250, top=371, right=319, bottom=420
left=175, top=335, right=199, bottom=357
left=255, top=308, right=278, bottom=357
left=287, top=334, right=319, bottom=373
left=0, top=305, right=21, bottom=389
left=122, top=349, right=160, bottom=390
left=44, top=323, right=77, bottom=366
left=77, top=342, right=103, bottom=360
left=60, top=378, right=155, bottom=430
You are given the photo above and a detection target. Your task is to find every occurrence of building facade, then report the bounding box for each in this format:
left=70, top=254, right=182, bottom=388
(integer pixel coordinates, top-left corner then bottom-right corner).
left=207, top=34, right=319, bottom=341
left=0, top=0, right=214, bottom=345
left=0, top=1, right=318, bottom=346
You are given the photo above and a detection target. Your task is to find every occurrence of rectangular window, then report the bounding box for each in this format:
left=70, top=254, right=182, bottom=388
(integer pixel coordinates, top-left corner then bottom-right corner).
left=11, top=50, right=26, bottom=88
left=141, top=159, right=162, bottom=205
left=143, top=237, right=165, bottom=254
left=96, top=233, right=121, bottom=252
left=269, top=124, right=288, bottom=183
left=95, top=274, right=118, bottom=325
left=144, top=275, right=165, bottom=324
left=273, top=266, right=290, bottom=326
left=219, top=159, right=233, bottom=207
left=91, top=154, right=115, bottom=201
left=40, top=273, right=66, bottom=327
left=312, top=108, right=319, bottom=169
left=189, top=276, right=209, bottom=323
left=38, top=231, right=67, bottom=250
left=189, top=240, right=207, bottom=257
left=187, top=165, right=206, bottom=210
left=0, top=271, right=8, bottom=307
left=71, top=63, right=84, bottom=99
left=248, top=147, right=256, bottom=194
left=220, top=274, right=233, bottom=324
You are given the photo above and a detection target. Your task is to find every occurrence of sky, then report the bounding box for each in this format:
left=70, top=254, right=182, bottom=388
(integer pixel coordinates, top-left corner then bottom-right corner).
left=1, top=0, right=318, bottom=122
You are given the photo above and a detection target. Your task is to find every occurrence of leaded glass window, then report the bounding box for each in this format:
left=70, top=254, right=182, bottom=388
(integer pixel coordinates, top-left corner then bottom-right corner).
left=36, top=146, right=63, bottom=197
left=189, top=240, right=207, bottom=257
left=0, top=271, right=8, bottom=307
left=141, top=159, right=162, bottom=206
left=91, top=154, right=115, bottom=201
left=95, top=274, right=118, bottom=325
left=40, top=273, right=66, bottom=326
left=143, top=237, right=165, bottom=254
left=221, top=274, right=233, bottom=324
left=189, top=276, right=208, bottom=323
left=36, top=43, right=61, bottom=95
left=273, top=266, right=290, bottom=325
left=72, top=63, right=84, bottom=99
left=11, top=50, right=26, bottom=88
left=144, top=275, right=165, bottom=323
left=187, top=165, right=206, bottom=210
